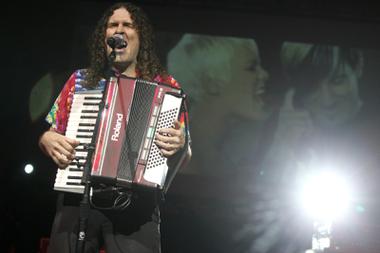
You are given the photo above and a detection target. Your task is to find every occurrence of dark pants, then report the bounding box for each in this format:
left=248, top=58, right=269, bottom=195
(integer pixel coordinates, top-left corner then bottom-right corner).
left=47, top=192, right=161, bottom=253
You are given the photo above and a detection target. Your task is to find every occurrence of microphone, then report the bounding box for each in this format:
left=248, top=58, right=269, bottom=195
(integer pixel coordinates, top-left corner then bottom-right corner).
left=106, top=34, right=127, bottom=49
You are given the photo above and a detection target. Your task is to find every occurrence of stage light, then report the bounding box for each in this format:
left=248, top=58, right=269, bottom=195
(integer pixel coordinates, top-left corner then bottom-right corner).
left=29, top=73, right=54, bottom=122
left=299, top=171, right=353, bottom=252
left=300, top=171, right=351, bottom=222
left=24, top=163, right=34, bottom=174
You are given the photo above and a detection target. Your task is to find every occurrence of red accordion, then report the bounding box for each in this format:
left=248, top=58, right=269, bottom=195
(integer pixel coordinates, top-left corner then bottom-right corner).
left=54, top=76, right=184, bottom=194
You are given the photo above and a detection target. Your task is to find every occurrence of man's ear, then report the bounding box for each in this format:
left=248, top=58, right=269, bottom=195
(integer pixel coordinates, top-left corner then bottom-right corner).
left=202, top=75, right=224, bottom=96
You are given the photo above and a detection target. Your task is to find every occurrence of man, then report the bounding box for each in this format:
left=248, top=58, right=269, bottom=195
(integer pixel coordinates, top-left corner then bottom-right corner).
left=39, top=3, right=191, bottom=253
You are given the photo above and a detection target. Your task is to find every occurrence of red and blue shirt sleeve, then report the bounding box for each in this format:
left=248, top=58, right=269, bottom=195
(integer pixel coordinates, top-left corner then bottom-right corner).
left=45, top=72, right=76, bottom=134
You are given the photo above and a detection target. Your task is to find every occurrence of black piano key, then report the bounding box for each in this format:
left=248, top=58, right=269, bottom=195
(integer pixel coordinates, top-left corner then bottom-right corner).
left=81, top=110, right=99, bottom=113
left=79, top=123, right=96, bottom=127
left=70, top=161, right=85, bottom=166
left=77, top=128, right=94, bottom=133
left=68, top=176, right=82, bottom=180
left=69, top=168, right=83, bottom=172
left=83, top=102, right=100, bottom=106
left=66, top=182, right=83, bottom=186
left=84, top=97, right=102, bottom=100
left=76, top=135, right=92, bottom=139
left=80, top=115, right=98, bottom=119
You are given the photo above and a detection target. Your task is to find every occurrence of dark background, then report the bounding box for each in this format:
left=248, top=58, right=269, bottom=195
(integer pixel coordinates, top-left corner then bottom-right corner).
left=2, top=1, right=380, bottom=252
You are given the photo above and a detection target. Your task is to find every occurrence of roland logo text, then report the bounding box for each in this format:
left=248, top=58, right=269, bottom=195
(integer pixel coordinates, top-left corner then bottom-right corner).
left=111, top=113, right=123, bottom=141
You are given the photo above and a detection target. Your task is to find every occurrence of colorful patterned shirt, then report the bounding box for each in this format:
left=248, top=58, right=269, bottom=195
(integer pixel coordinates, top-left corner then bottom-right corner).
left=46, top=69, right=189, bottom=139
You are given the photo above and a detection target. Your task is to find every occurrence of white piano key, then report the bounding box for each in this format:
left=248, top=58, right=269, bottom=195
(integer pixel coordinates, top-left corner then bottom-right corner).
left=71, top=104, right=100, bottom=111
left=74, top=151, right=88, bottom=157
left=67, top=165, right=83, bottom=171
left=73, top=95, right=102, bottom=100
left=69, top=161, right=86, bottom=166
left=68, top=118, right=97, bottom=125
left=65, top=132, right=77, bottom=139
left=75, top=138, right=92, bottom=144
left=66, top=125, right=95, bottom=131
left=54, top=185, right=84, bottom=194
left=69, top=112, right=99, bottom=118
left=66, top=171, right=84, bottom=178
left=66, top=130, right=93, bottom=136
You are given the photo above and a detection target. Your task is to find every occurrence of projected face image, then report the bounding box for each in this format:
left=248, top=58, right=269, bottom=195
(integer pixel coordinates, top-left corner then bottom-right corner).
left=303, top=63, right=362, bottom=128
left=281, top=42, right=363, bottom=129
left=220, top=40, right=269, bottom=120
left=168, top=34, right=271, bottom=174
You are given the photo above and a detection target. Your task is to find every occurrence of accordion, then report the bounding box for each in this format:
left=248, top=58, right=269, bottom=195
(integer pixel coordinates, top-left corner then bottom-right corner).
left=54, top=76, right=184, bottom=194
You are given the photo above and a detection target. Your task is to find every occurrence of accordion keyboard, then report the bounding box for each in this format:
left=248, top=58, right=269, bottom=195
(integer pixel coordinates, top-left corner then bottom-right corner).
left=54, top=91, right=102, bottom=193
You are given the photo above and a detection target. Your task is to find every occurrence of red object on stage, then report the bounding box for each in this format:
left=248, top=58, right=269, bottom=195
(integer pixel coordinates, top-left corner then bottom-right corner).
left=38, top=238, right=106, bottom=253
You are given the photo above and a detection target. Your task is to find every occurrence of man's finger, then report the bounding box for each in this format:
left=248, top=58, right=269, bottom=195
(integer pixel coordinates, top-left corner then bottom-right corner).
left=53, top=150, right=71, bottom=166
left=160, top=149, right=176, bottom=157
left=155, top=133, right=180, bottom=144
left=66, top=137, right=80, bottom=147
left=59, top=137, right=78, bottom=152
left=52, top=154, right=68, bottom=169
left=157, top=127, right=179, bottom=136
left=55, top=144, right=75, bottom=158
left=155, top=140, right=177, bottom=151
left=173, top=120, right=181, bottom=129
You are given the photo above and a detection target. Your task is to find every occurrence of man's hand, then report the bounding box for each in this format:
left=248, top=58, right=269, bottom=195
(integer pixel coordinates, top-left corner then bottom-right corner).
left=155, top=120, right=185, bottom=157
left=39, top=129, right=80, bottom=168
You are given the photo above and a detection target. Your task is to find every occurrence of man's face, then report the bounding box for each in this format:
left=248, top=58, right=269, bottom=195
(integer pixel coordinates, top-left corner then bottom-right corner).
left=105, top=8, right=140, bottom=69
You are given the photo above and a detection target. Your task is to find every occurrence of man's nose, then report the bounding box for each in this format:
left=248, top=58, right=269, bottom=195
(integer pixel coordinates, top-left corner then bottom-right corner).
left=116, top=24, right=124, bottom=33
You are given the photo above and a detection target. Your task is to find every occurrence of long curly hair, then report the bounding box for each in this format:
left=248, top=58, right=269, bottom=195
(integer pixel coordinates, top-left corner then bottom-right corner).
left=86, top=2, right=167, bottom=87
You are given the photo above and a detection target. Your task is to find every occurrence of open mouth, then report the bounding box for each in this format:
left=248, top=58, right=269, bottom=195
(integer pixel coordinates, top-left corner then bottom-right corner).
left=115, top=47, right=126, bottom=51
left=255, top=84, right=266, bottom=95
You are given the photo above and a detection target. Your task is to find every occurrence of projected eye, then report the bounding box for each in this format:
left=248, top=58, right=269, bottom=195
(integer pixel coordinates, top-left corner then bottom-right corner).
left=246, top=62, right=258, bottom=71
left=330, top=75, right=347, bottom=86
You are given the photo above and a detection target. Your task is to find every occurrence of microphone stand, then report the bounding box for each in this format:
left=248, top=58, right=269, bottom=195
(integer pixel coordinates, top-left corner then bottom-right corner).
left=75, top=49, right=117, bottom=253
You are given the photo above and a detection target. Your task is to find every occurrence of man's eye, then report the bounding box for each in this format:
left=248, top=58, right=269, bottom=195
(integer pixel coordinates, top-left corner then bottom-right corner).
left=108, top=23, right=118, bottom=28
left=124, top=23, right=134, bottom=28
